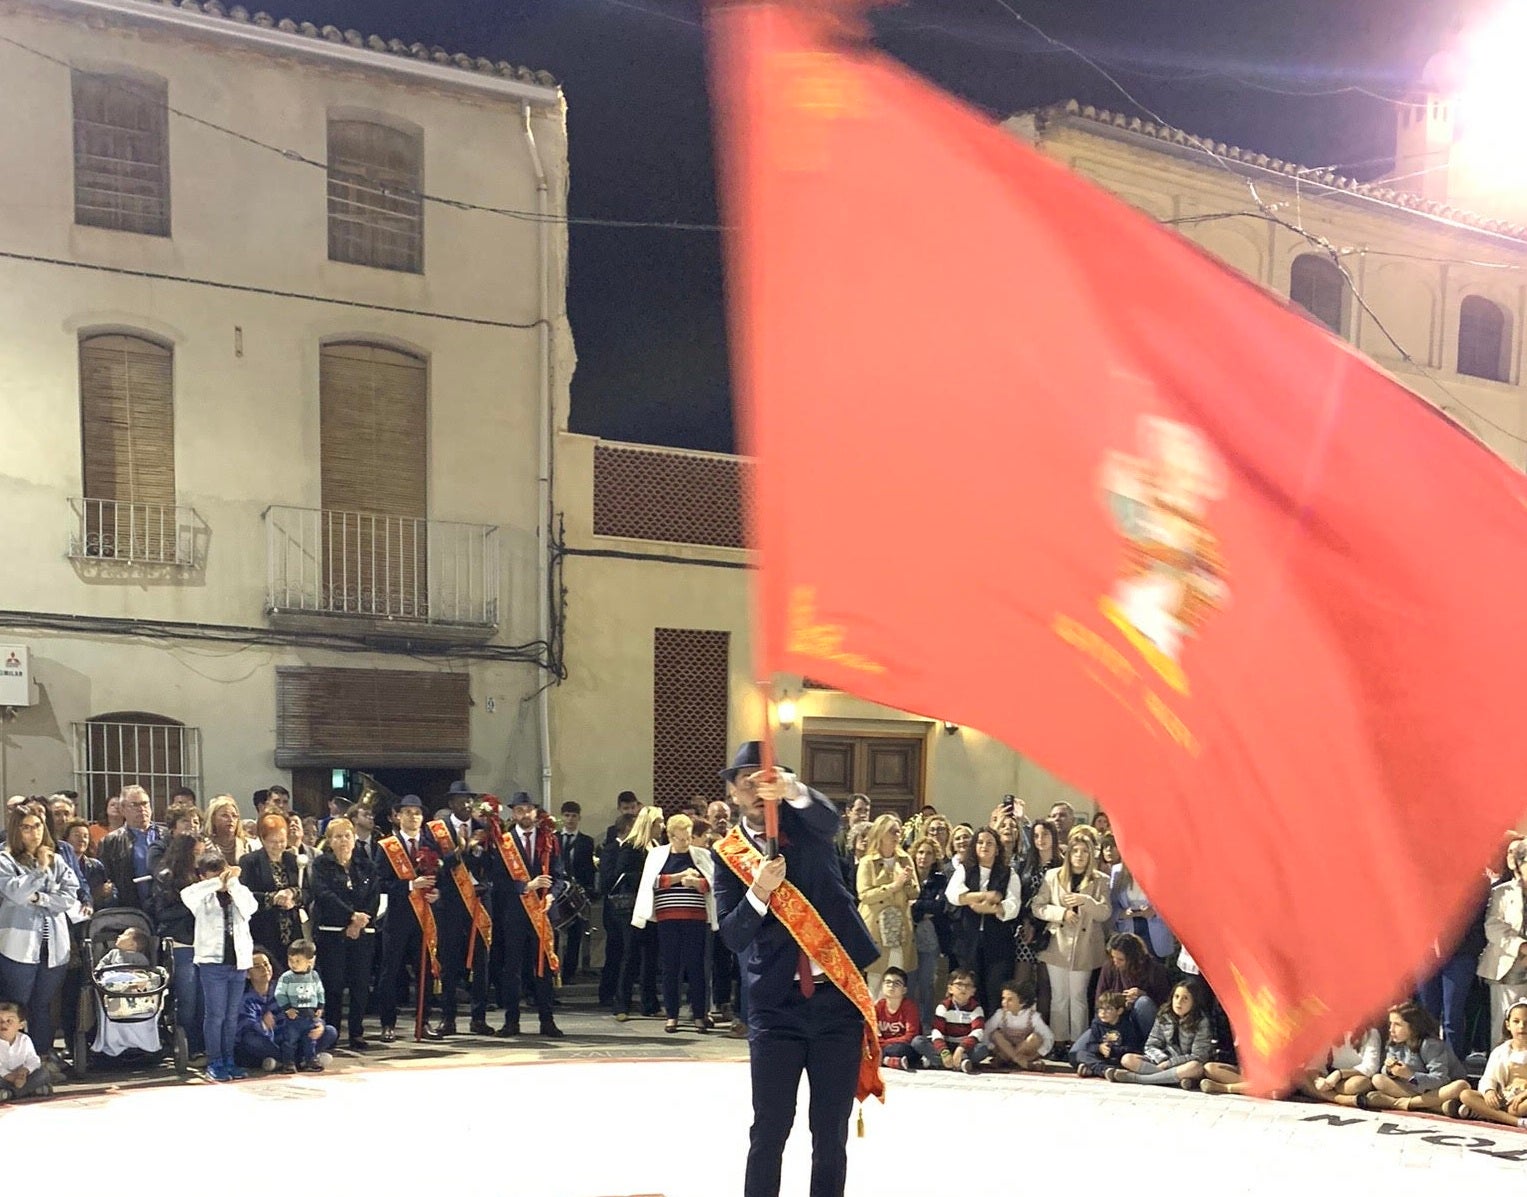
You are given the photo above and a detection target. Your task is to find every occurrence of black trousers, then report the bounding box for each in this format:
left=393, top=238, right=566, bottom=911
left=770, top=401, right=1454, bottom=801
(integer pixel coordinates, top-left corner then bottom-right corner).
left=613, top=921, right=659, bottom=1016
left=498, top=906, right=555, bottom=1025
left=711, top=929, right=738, bottom=1009
left=314, top=928, right=377, bottom=1040
left=435, top=914, right=488, bottom=1024
left=746, top=981, right=864, bottom=1197
left=376, top=918, right=424, bottom=1030
left=557, top=914, right=588, bottom=981
left=598, top=898, right=631, bottom=1005
left=657, top=919, right=709, bottom=1021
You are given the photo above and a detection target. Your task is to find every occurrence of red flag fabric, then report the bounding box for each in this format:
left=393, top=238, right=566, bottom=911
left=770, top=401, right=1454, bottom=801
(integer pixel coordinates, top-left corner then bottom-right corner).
left=707, top=1, right=1527, bottom=1088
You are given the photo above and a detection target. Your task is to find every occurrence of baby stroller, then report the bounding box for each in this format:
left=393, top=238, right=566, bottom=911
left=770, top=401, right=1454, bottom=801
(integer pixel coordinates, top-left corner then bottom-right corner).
left=73, top=908, right=189, bottom=1078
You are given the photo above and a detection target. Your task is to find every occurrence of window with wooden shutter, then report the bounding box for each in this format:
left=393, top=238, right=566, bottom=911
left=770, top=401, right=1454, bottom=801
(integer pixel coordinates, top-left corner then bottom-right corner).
left=1290, top=254, right=1346, bottom=336
left=275, top=667, right=469, bottom=768
left=319, top=343, right=429, bottom=616
left=328, top=119, right=423, bottom=273
left=72, top=71, right=170, bottom=236
left=79, top=334, right=176, bottom=561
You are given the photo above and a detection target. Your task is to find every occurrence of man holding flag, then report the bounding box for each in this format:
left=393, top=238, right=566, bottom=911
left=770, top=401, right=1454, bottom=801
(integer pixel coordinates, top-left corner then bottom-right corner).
left=712, top=741, right=882, bottom=1197
left=706, top=0, right=1527, bottom=1095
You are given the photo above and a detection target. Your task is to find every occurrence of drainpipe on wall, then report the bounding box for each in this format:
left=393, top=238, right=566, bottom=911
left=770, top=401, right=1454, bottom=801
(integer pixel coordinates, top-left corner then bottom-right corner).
left=520, top=100, right=554, bottom=810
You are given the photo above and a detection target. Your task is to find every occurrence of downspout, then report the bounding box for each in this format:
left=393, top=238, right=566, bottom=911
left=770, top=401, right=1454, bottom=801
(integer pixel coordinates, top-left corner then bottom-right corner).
left=520, top=100, right=555, bottom=811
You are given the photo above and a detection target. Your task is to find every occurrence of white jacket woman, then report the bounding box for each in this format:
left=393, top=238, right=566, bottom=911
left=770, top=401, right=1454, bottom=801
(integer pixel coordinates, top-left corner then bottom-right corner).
left=180, top=871, right=258, bottom=968
left=631, top=842, right=718, bottom=930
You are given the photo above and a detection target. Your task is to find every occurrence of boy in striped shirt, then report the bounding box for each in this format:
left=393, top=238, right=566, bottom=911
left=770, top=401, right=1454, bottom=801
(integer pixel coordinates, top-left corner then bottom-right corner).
left=930, top=969, right=985, bottom=1071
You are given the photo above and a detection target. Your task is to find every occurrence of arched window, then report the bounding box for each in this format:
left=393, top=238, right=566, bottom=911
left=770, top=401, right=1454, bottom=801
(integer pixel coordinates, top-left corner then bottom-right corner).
left=327, top=118, right=423, bottom=272
left=72, top=70, right=170, bottom=236
left=74, top=711, right=200, bottom=820
left=1290, top=254, right=1346, bottom=336
left=1458, top=295, right=1511, bottom=382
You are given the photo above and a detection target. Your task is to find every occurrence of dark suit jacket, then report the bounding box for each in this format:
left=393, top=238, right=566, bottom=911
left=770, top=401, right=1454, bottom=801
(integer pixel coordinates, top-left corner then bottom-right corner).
left=485, top=825, right=567, bottom=901
left=713, top=788, right=878, bottom=1023
left=429, top=817, right=488, bottom=925
left=557, top=831, right=597, bottom=892
left=310, top=850, right=382, bottom=928
left=239, top=848, right=306, bottom=950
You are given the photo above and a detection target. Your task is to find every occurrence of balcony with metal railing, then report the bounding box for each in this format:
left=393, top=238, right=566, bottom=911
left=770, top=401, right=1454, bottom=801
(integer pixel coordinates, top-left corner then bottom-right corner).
left=68, top=497, right=204, bottom=568
left=263, top=505, right=500, bottom=641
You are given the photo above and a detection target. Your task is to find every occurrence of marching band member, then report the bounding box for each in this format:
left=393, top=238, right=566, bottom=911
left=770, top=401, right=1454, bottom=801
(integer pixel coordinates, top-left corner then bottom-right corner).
left=486, top=792, right=566, bottom=1038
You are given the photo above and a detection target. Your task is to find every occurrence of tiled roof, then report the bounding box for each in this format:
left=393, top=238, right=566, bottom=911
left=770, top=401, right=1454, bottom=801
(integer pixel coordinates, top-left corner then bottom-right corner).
left=126, top=0, right=558, bottom=88
left=1034, top=99, right=1527, bottom=242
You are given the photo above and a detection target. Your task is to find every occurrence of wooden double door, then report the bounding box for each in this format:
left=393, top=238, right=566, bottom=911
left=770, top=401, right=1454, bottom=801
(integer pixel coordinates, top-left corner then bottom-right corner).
left=800, top=733, right=924, bottom=822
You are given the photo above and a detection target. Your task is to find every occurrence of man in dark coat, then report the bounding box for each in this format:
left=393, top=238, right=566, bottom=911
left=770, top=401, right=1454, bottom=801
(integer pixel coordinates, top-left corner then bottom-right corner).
left=712, top=742, right=879, bottom=1197
left=555, top=800, right=597, bottom=981
left=487, top=792, right=566, bottom=1038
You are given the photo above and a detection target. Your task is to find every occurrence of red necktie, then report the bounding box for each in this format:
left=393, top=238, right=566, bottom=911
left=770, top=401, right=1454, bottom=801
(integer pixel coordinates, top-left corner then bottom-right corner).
left=798, top=949, right=815, bottom=998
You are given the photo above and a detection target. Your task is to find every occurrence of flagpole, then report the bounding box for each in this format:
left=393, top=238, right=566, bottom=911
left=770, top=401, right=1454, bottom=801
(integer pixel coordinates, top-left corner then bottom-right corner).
left=759, top=679, right=781, bottom=859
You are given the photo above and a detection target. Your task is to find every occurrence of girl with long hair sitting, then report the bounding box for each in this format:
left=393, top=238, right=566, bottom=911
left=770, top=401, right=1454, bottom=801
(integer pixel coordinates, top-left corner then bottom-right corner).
left=1107, top=978, right=1213, bottom=1086
left=1358, top=1001, right=1469, bottom=1113
left=1457, top=1001, right=1527, bottom=1127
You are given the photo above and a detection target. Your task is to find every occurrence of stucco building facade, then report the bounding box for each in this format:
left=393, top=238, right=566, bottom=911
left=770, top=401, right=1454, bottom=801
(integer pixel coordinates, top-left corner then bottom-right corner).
left=0, top=0, right=572, bottom=814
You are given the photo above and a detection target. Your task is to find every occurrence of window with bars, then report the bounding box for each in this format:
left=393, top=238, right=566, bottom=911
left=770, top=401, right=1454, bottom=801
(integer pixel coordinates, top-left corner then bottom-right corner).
left=327, top=119, right=424, bottom=273
left=1290, top=253, right=1346, bottom=337
left=77, top=333, right=179, bottom=562
left=1458, top=295, right=1511, bottom=383
left=652, top=629, right=731, bottom=815
left=72, top=70, right=170, bottom=236
left=74, top=713, right=201, bottom=821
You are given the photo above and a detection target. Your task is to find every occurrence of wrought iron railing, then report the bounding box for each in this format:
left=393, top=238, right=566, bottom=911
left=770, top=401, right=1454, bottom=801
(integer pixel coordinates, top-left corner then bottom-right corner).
left=68, top=497, right=200, bottom=566
left=263, top=504, right=499, bottom=628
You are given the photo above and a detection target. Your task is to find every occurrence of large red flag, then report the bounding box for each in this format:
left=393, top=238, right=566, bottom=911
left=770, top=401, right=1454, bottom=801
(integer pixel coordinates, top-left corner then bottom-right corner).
left=708, top=1, right=1527, bottom=1088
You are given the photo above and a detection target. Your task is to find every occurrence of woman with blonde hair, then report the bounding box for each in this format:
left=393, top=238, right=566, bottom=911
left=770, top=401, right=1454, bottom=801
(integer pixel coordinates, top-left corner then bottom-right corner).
left=1034, top=825, right=1111, bottom=1051
left=908, top=836, right=951, bottom=1021
left=858, top=814, right=918, bottom=996
left=632, top=812, right=717, bottom=1033
left=205, top=795, right=252, bottom=867
left=611, top=806, right=664, bottom=1020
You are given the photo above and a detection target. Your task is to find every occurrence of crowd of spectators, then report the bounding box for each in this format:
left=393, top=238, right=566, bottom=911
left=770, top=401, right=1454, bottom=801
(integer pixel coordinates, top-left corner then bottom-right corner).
left=2, top=779, right=1525, bottom=1131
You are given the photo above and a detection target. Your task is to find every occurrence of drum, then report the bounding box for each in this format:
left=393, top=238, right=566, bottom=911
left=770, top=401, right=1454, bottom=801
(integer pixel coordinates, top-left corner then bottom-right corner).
left=549, top=880, right=591, bottom=930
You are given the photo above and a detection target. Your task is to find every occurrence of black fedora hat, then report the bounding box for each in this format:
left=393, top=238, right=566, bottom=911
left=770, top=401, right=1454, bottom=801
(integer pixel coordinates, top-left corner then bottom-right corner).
left=446, top=780, right=481, bottom=799
left=719, top=741, right=792, bottom=782
left=508, top=790, right=540, bottom=810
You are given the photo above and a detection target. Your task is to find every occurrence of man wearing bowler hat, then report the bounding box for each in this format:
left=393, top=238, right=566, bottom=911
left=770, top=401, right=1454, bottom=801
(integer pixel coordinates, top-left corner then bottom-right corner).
left=711, top=741, right=880, bottom=1197
left=430, top=780, right=492, bottom=1037
left=487, top=791, right=566, bottom=1038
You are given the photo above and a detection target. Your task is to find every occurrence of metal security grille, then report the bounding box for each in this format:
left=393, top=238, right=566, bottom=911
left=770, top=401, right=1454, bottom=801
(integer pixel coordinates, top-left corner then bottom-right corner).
left=72, top=71, right=170, bottom=236
left=73, top=717, right=202, bottom=821
left=594, top=444, right=750, bottom=548
left=327, top=120, right=424, bottom=273
left=652, top=629, right=730, bottom=816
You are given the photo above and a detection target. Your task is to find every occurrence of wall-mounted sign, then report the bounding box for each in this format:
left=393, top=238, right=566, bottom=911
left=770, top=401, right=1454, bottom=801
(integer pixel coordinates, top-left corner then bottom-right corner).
left=0, top=646, right=32, bottom=706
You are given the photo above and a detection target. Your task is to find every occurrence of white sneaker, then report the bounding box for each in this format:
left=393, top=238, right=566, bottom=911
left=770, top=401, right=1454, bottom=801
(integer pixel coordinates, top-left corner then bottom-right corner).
left=260, top=1057, right=278, bottom=1073
left=315, top=1052, right=334, bottom=1069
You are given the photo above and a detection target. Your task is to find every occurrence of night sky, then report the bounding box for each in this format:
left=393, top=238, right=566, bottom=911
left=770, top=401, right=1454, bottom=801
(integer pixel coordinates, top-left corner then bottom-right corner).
left=255, top=0, right=1491, bottom=451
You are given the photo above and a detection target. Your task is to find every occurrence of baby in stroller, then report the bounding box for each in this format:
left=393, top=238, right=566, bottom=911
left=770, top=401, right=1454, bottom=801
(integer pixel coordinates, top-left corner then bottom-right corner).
left=79, top=910, right=173, bottom=1068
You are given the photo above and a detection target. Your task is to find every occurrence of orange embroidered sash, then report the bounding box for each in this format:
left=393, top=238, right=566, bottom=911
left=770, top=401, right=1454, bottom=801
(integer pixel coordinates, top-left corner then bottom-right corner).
left=379, top=835, right=440, bottom=983
left=714, top=827, right=884, bottom=1105
left=427, top=820, right=494, bottom=965
left=492, top=825, right=561, bottom=979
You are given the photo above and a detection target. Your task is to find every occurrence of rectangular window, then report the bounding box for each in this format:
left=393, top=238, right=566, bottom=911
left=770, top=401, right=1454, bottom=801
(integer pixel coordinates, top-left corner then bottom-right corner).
left=328, top=119, right=424, bottom=272
left=77, top=334, right=179, bottom=563
left=72, top=71, right=170, bottom=236
left=73, top=719, right=201, bottom=822
left=276, top=667, right=470, bottom=768
left=652, top=629, right=731, bottom=815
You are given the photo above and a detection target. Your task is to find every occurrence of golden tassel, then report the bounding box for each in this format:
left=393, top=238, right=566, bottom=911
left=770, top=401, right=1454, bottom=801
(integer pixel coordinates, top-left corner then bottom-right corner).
left=856, top=1105, right=865, bottom=1138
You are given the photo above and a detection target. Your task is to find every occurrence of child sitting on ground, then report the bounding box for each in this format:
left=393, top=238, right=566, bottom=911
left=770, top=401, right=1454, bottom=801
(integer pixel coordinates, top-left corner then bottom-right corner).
left=274, top=939, right=327, bottom=1074
left=98, top=927, right=151, bottom=967
left=1107, top=978, right=1213, bottom=1086
left=1359, top=1001, right=1469, bottom=1114
left=930, top=969, right=985, bottom=1071
left=877, top=967, right=939, bottom=1071
left=1457, top=1001, right=1527, bottom=1127
left=0, top=1001, right=52, bottom=1103
left=1074, top=990, right=1146, bottom=1078
left=963, top=979, right=1053, bottom=1073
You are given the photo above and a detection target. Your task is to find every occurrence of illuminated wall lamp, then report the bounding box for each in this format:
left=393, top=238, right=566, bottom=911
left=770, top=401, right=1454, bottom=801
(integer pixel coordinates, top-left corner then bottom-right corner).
left=776, top=697, right=799, bottom=730
left=943, top=721, right=959, bottom=735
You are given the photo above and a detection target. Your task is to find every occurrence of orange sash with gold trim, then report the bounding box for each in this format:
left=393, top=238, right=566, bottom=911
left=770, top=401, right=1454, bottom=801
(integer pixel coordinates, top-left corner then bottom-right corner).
left=427, top=820, right=494, bottom=965
left=492, top=824, right=561, bottom=980
left=379, top=835, right=440, bottom=983
left=714, top=827, right=884, bottom=1106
